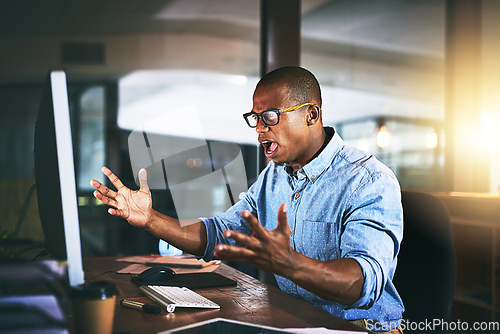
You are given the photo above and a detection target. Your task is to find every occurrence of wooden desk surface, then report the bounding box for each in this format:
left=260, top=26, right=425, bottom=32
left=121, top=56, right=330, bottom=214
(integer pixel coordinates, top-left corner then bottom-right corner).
left=83, top=257, right=364, bottom=333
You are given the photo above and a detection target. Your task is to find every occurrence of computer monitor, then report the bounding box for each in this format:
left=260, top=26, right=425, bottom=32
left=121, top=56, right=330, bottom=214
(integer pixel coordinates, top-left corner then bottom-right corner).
left=34, top=70, right=85, bottom=287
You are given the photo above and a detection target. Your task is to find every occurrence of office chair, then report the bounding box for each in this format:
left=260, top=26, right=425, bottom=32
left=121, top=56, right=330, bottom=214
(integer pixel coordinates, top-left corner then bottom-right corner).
left=393, top=190, right=456, bottom=332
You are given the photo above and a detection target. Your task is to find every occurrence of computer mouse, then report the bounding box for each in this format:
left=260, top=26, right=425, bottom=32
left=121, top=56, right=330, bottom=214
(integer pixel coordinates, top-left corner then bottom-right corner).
left=136, top=266, right=176, bottom=283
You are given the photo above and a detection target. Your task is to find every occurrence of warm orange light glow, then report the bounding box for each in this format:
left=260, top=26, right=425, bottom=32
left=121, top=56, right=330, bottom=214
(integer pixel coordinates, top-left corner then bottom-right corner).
left=376, top=125, right=390, bottom=150
left=481, top=110, right=500, bottom=153
left=425, top=132, right=438, bottom=149
left=186, top=158, right=203, bottom=168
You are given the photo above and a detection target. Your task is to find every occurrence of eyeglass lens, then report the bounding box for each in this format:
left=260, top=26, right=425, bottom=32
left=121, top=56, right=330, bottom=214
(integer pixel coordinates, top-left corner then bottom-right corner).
left=247, top=110, right=279, bottom=127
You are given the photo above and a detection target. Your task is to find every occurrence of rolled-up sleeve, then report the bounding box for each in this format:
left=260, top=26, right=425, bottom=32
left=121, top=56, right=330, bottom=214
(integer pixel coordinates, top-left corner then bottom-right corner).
left=200, top=185, right=260, bottom=261
left=341, top=172, right=403, bottom=309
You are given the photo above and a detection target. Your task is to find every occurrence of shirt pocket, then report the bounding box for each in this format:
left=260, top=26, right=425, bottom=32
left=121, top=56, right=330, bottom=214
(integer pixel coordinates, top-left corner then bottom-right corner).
left=297, top=220, right=339, bottom=261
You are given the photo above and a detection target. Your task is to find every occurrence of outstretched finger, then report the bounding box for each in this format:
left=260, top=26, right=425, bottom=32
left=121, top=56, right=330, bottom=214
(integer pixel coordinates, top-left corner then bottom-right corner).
left=90, top=179, right=117, bottom=199
left=240, top=210, right=268, bottom=240
left=93, top=189, right=118, bottom=208
left=276, top=203, right=291, bottom=235
left=108, top=207, right=126, bottom=219
left=138, top=168, right=150, bottom=193
left=223, top=229, right=262, bottom=251
left=214, top=243, right=256, bottom=262
left=102, top=166, right=125, bottom=190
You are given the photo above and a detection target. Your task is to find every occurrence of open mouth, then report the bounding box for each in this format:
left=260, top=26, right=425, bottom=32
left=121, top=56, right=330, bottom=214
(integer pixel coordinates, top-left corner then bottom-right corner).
left=262, top=141, right=279, bottom=157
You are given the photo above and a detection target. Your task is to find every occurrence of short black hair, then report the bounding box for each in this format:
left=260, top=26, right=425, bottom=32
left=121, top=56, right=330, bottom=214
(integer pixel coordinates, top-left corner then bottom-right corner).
left=257, top=66, right=322, bottom=107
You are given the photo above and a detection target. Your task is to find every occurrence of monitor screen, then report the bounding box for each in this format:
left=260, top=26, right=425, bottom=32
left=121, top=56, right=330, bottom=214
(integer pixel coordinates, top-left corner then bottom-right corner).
left=34, top=70, right=85, bottom=287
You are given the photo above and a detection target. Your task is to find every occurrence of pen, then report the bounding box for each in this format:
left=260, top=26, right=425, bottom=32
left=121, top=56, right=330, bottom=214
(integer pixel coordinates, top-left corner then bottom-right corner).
left=120, top=299, right=161, bottom=314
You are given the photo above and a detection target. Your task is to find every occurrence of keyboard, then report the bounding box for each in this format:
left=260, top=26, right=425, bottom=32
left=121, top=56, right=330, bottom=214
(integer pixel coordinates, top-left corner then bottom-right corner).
left=139, top=285, right=220, bottom=313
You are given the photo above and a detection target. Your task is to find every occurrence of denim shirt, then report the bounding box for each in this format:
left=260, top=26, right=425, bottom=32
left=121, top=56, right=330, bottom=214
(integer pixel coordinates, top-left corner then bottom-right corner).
left=201, top=127, right=404, bottom=327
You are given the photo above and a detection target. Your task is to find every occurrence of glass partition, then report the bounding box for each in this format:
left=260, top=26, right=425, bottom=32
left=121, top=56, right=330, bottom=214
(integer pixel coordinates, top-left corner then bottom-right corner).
left=0, top=1, right=261, bottom=258
left=301, top=0, right=446, bottom=191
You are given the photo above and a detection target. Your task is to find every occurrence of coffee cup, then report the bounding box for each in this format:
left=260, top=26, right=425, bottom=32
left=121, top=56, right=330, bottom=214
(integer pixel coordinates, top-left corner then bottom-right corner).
left=69, top=280, right=118, bottom=334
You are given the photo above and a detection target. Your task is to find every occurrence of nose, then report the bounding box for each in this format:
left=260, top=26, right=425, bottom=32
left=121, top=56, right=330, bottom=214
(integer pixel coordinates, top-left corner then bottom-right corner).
left=255, top=117, right=269, bottom=133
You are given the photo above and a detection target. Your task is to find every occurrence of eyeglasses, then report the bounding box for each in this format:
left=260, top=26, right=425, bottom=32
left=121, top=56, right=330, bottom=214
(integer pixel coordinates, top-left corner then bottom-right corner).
left=243, top=102, right=314, bottom=128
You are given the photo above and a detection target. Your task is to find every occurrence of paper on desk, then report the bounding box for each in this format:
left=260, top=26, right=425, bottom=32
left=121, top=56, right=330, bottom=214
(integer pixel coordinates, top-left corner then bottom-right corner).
left=117, top=263, right=218, bottom=275
left=116, top=254, right=219, bottom=269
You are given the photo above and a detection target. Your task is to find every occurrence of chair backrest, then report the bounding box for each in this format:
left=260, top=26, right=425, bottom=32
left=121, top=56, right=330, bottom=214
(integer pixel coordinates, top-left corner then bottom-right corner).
left=393, top=190, right=456, bottom=330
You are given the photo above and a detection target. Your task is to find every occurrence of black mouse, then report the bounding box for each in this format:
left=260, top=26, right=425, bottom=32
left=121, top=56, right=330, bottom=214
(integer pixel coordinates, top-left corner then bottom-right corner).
left=136, top=266, right=176, bottom=283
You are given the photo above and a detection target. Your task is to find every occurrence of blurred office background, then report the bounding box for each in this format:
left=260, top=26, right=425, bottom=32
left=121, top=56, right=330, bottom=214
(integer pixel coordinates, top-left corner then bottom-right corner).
left=1, top=0, right=500, bottom=324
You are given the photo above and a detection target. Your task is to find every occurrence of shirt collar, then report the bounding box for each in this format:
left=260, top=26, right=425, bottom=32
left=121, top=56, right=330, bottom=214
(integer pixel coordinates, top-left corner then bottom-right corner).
left=283, top=127, right=341, bottom=182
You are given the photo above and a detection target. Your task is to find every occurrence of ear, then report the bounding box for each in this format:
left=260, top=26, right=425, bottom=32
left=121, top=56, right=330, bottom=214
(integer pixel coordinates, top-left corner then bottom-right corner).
left=306, top=105, right=321, bottom=126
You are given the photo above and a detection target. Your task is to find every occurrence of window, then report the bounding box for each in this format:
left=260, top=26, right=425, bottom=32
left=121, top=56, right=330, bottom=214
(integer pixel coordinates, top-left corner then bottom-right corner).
left=301, top=0, right=446, bottom=191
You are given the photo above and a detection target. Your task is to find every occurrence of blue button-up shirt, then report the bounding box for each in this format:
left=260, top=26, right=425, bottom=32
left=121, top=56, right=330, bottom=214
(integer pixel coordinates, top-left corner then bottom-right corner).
left=202, top=127, right=404, bottom=327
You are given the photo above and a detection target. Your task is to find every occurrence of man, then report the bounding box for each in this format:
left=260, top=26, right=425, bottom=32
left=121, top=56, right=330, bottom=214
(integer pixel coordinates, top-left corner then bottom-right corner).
left=91, top=66, right=404, bottom=333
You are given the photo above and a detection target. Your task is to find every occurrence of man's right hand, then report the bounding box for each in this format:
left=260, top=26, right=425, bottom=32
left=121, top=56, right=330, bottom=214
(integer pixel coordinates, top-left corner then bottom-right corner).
left=90, top=167, right=152, bottom=229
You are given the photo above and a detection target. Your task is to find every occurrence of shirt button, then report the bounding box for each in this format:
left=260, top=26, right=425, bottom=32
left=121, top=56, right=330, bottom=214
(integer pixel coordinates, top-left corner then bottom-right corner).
left=311, top=176, right=316, bottom=181
left=294, top=193, right=300, bottom=199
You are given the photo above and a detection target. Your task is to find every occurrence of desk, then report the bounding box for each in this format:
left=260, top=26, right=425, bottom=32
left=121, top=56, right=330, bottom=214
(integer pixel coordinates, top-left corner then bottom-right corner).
left=83, top=257, right=364, bottom=333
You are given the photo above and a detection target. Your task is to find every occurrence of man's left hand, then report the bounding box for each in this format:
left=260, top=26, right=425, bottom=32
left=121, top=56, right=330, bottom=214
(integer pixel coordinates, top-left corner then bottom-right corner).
left=213, top=203, right=295, bottom=275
